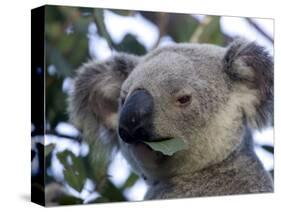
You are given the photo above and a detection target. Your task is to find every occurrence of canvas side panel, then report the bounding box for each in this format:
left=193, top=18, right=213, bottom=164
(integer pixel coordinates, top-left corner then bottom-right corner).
left=31, top=5, right=46, bottom=207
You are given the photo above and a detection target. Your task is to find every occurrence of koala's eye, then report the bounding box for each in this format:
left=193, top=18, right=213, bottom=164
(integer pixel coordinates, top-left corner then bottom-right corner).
left=176, top=95, right=192, bottom=106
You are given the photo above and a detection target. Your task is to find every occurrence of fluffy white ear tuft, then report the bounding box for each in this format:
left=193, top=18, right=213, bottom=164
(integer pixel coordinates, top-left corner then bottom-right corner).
left=223, top=38, right=273, bottom=129
left=68, top=53, right=140, bottom=173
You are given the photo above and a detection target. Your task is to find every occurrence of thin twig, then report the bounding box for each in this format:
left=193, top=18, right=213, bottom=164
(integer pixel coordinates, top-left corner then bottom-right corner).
left=153, top=12, right=169, bottom=49
left=190, top=16, right=213, bottom=43
left=246, top=18, right=273, bottom=44
left=44, top=130, right=82, bottom=142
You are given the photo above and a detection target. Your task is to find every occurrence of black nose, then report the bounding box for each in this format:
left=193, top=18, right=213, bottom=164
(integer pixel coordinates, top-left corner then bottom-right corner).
left=118, top=89, right=154, bottom=144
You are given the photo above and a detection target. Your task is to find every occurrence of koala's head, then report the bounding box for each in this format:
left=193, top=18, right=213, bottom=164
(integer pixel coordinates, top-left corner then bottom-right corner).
left=119, top=44, right=229, bottom=144
left=69, top=38, right=273, bottom=182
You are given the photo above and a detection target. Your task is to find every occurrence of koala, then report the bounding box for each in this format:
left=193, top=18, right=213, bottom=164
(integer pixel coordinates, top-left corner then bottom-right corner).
left=68, top=38, right=273, bottom=200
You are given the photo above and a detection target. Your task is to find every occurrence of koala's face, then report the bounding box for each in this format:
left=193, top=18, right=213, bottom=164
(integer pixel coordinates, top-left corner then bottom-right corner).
left=119, top=45, right=229, bottom=146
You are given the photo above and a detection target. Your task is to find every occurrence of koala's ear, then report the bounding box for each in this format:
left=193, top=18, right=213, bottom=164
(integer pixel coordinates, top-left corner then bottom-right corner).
left=223, top=38, right=273, bottom=128
left=68, top=53, right=139, bottom=137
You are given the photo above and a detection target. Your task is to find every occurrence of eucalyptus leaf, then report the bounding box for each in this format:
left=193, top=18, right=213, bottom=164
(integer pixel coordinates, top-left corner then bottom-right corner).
left=58, top=195, right=84, bottom=205
left=121, top=172, right=139, bottom=190
left=45, top=143, right=55, bottom=156
left=109, top=9, right=132, bottom=16
left=57, top=150, right=87, bottom=192
left=261, top=145, right=274, bottom=154
left=144, top=138, right=187, bottom=156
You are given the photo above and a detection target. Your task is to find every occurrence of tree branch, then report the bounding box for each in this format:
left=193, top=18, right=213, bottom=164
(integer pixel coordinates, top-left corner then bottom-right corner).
left=190, top=16, right=213, bottom=43
left=32, top=130, right=82, bottom=143
left=246, top=18, right=273, bottom=44
left=152, top=12, right=169, bottom=49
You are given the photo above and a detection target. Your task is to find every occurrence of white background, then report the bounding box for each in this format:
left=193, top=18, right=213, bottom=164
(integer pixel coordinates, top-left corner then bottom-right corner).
left=0, top=0, right=280, bottom=211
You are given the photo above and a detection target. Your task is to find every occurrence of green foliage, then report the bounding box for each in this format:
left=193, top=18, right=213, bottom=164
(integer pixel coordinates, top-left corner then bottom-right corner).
left=109, top=9, right=133, bottom=16
left=94, top=8, right=115, bottom=48
left=116, top=34, right=147, bottom=55
left=166, top=14, right=199, bottom=42
left=261, top=145, right=274, bottom=154
left=58, top=195, right=84, bottom=205
left=46, top=76, right=68, bottom=127
left=98, top=179, right=127, bottom=202
left=45, top=144, right=55, bottom=157
left=57, top=150, right=87, bottom=192
left=195, top=16, right=224, bottom=45
left=120, top=173, right=139, bottom=190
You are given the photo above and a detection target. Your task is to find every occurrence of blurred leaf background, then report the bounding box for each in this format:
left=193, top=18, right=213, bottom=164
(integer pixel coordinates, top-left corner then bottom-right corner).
left=31, top=5, right=274, bottom=206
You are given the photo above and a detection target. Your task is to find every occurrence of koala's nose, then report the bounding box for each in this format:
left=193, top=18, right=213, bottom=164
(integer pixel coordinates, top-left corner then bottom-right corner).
left=118, top=89, right=153, bottom=144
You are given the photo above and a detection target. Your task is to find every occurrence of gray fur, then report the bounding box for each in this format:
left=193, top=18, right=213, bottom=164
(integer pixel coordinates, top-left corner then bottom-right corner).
left=68, top=38, right=273, bottom=200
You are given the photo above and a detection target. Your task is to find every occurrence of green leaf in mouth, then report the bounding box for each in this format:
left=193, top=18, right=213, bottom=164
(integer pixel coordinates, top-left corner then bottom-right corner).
left=144, top=138, right=188, bottom=156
